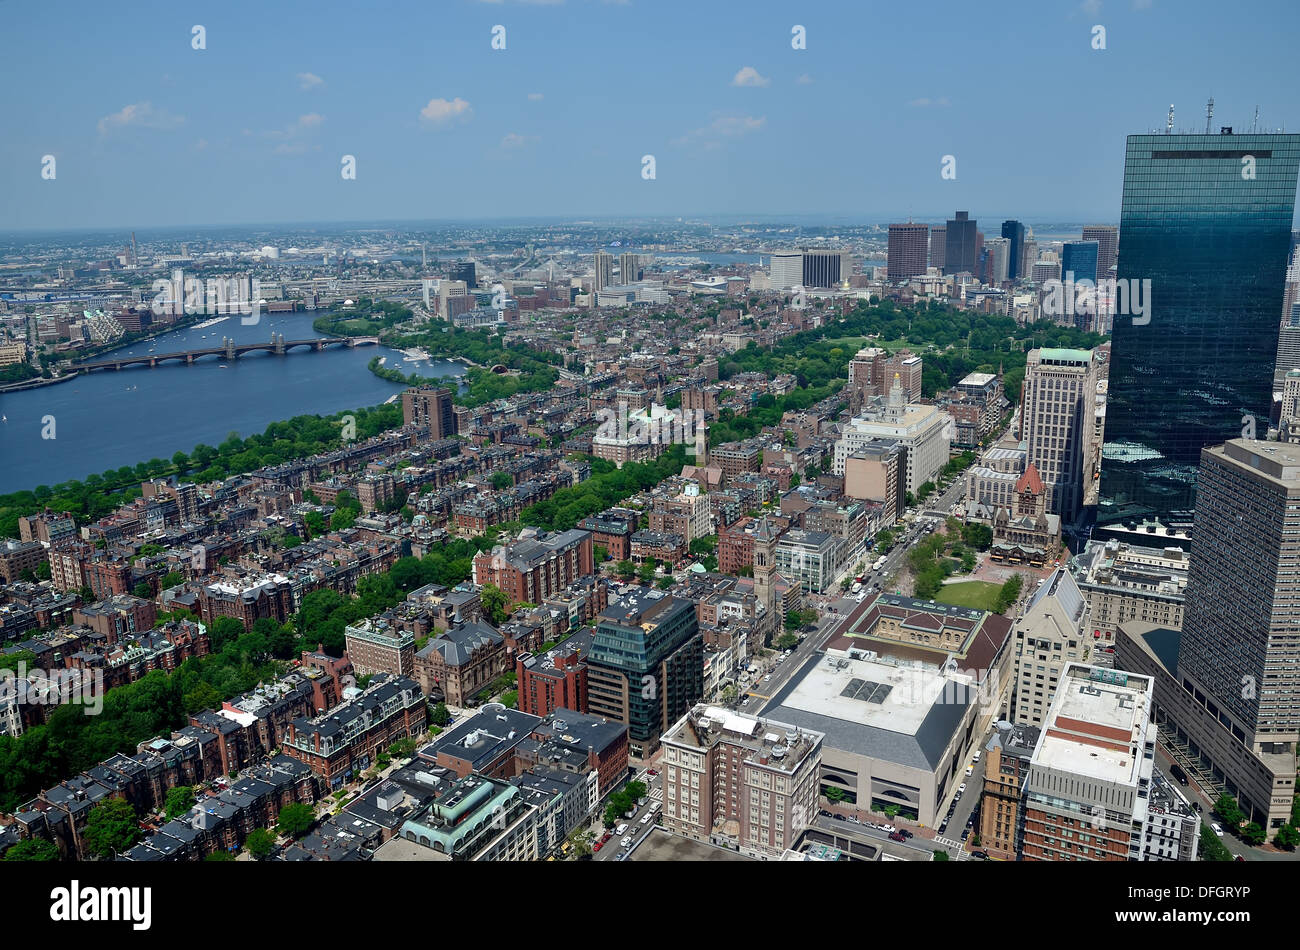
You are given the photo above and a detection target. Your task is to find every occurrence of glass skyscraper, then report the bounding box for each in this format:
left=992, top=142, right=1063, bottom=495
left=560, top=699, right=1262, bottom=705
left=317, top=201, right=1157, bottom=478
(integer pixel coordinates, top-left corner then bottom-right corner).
left=1060, top=240, right=1099, bottom=284
left=1001, top=219, right=1025, bottom=280
left=1096, top=132, right=1300, bottom=538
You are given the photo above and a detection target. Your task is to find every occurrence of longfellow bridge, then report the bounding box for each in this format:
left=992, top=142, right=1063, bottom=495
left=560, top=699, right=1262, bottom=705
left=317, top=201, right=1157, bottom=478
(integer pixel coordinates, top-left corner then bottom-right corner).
left=74, top=334, right=379, bottom=372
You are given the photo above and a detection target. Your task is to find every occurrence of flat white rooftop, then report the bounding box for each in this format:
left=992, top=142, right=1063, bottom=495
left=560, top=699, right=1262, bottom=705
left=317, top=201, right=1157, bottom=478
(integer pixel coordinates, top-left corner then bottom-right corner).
left=779, top=651, right=971, bottom=737
left=1035, top=670, right=1150, bottom=786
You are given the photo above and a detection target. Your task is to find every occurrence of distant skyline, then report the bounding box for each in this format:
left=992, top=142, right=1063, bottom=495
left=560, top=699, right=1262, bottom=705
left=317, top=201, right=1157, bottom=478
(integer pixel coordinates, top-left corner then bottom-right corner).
left=3, top=0, right=1299, bottom=230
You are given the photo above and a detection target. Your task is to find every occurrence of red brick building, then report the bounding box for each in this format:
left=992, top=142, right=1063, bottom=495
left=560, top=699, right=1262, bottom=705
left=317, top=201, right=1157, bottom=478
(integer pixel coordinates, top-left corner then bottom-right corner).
left=516, top=647, right=587, bottom=717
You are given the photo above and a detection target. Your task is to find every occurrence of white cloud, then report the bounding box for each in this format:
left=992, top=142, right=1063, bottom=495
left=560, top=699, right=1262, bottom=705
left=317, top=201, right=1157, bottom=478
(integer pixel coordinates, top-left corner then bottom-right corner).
left=295, top=113, right=324, bottom=128
left=297, top=72, right=325, bottom=91
left=731, top=66, right=770, bottom=88
left=673, top=114, right=766, bottom=148
left=1080, top=0, right=1102, bottom=13
left=527, top=92, right=544, bottom=101
left=420, top=97, right=473, bottom=126
left=500, top=132, right=539, bottom=150
left=97, top=102, right=185, bottom=135
left=1132, top=0, right=1152, bottom=9
left=908, top=96, right=951, bottom=108
left=796, top=74, right=813, bottom=85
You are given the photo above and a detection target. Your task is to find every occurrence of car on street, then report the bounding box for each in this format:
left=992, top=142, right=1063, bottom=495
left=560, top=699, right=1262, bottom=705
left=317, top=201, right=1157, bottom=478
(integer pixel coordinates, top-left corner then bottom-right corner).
left=958, top=783, right=967, bottom=793
left=972, top=850, right=989, bottom=860
left=647, top=769, right=657, bottom=776
left=593, top=840, right=604, bottom=852
left=965, top=766, right=973, bottom=776
left=880, top=824, right=895, bottom=833
left=961, top=829, right=971, bottom=841
left=1212, top=822, right=1224, bottom=836
left=938, top=821, right=948, bottom=834
left=900, top=829, right=913, bottom=839
left=888, top=831, right=906, bottom=842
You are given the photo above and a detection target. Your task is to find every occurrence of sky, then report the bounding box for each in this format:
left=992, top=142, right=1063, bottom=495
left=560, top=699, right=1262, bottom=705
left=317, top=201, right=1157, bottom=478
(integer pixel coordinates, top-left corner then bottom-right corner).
left=2, top=0, right=1299, bottom=230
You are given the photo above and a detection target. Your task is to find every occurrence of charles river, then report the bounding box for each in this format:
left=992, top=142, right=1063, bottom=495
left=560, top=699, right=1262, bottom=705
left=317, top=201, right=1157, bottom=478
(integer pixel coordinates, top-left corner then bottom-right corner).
left=0, top=311, right=466, bottom=495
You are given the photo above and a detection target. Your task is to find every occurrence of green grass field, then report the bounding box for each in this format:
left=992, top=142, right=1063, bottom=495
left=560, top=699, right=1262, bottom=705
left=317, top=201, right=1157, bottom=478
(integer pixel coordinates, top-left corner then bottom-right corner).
left=935, top=581, right=1003, bottom=612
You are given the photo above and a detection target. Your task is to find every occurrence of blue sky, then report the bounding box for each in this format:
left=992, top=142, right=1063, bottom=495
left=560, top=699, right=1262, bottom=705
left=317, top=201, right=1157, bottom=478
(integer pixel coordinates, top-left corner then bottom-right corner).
left=3, top=0, right=1298, bottom=229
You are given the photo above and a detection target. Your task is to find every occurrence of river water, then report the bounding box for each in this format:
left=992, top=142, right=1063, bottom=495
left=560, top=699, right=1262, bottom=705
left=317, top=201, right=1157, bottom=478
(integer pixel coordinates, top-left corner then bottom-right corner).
left=0, top=311, right=465, bottom=493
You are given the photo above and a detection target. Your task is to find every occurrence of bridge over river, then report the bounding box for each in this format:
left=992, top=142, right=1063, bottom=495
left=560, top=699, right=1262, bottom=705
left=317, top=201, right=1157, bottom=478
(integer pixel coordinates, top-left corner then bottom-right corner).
left=75, top=334, right=379, bottom=372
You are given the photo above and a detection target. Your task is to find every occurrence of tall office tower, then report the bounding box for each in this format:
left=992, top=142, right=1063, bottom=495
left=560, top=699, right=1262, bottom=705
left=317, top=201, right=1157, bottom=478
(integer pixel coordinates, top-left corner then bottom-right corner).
left=587, top=588, right=703, bottom=758
left=1022, top=664, right=1160, bottom=862
left=618, top=252, right=640, bottom=284
left=1096, top=132, right=1300, bottom=539
left=1020, top=239, right=1038, bottom=279
left=1001, top=220, right=1026, bottom=280
left=1280, top=369, right=1300, bottom=442
left=1081, top=225, right=1118, bottom=281
left=928, top=226, right=946, bottom=270
left=1283, top=247, right=1300, bottom=321
left=450, top=261, right=477, bottom=288
left=1061, top=240, right=1100, bottom=284
left=593, top=251, right=614, bottom=292
left=1173, top=439, right=1300, bottom=824
left=943, top=211, right=978, bottom=275
left=984, top=237, right=1010, bottom=285
left=770, top=251, right=803, bottom=290
left=802, top=250, right=845, bottom=288
left=887, top=223, right=930, bottom=279
left=1021, top=348, right=1097, bottom=525
left=1276, top=302, right=1300, bottom=391
left=401, top=385, right=456, bottom=438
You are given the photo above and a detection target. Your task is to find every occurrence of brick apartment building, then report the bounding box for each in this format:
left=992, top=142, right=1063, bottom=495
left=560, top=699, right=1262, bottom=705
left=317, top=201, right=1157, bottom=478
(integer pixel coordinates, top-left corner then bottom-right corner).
left=472, top=529, right=594, bottom=605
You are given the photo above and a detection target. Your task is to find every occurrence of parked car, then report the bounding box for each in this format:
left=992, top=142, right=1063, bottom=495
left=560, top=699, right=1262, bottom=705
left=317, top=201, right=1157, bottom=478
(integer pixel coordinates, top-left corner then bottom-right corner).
left=593, top=840, right=604, bottom=852
left=938, top=821, right=948, bottom=834
left=961, top=829, right=971, bottom=841
left=888, top=831, right=906, bottom=842
left=972, top=850, right=990, bottom=860
left=1212, top=822, right=1225, bottom=836
left=880, top=824, right=896, bottom=833
left=965, top=766, right=974, bottom=776
left=900, top=829, right=913, bottom=839
left=621, top=835, right=632, bottom=849
left=972, top=750, right=981, bottom=763
left=958, top=783, right=967, bottom=794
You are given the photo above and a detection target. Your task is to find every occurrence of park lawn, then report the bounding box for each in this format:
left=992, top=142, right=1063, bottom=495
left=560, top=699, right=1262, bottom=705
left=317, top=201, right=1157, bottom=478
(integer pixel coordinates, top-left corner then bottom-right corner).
left=935, top=581, right=1003, bottom=612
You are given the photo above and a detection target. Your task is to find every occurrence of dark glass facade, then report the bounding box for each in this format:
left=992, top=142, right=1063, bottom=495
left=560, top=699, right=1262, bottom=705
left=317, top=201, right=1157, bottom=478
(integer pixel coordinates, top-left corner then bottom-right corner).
left=1001, top=219, right=1025, bottom=280
left=944, top=211, right=978, bottom=275
left=1096, top=133, right=1300, bottom=536
left=1060, top=240, right=1099, bottom=284
left=587, top=590, right=703, bottom=752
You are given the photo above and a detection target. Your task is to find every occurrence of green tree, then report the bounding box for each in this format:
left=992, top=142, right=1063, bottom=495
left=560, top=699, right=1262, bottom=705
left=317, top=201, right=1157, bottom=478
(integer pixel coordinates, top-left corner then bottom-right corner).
left=1242, top=822, right=1266, bottom=846
left=206, top=850, right=235, bottom=862
left=1273, top=824, right=1300, bottom=849
left=491, top=471, right=513, bottom=491
left=1199, top=824, right=1233, bottom=861
left=1214, top=793, right=1245, bottom=830
left=4, top=838, right=58, bottom=861
left=245, top=828, right=277, bottom=860
left=276, top=802, right=315, bottom=840
left=132, top=581, right=153, bottom=600
left=84, top=798, right=140, bottom=859
left=164, top=785, right=195, bottom=819
left=159, top=571, right=185, bottom=590
left=616, top=560, right=636, bottom=580
left=430, top=702, right=451, bottom=726
left=480, top=583, right=510, bottom=624
left=933, top=849, right=949, bottom=861
left=776, top=633, right=799, bottom=650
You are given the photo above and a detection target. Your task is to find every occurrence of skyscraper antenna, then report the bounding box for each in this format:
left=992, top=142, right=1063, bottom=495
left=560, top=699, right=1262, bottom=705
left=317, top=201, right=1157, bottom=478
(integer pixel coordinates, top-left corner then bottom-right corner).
left=1252, top=106, right=1259, bottom=133
left=1205, top=97, right=1214, bottom=134
left=1166, top=104, right=1174, bottom=134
